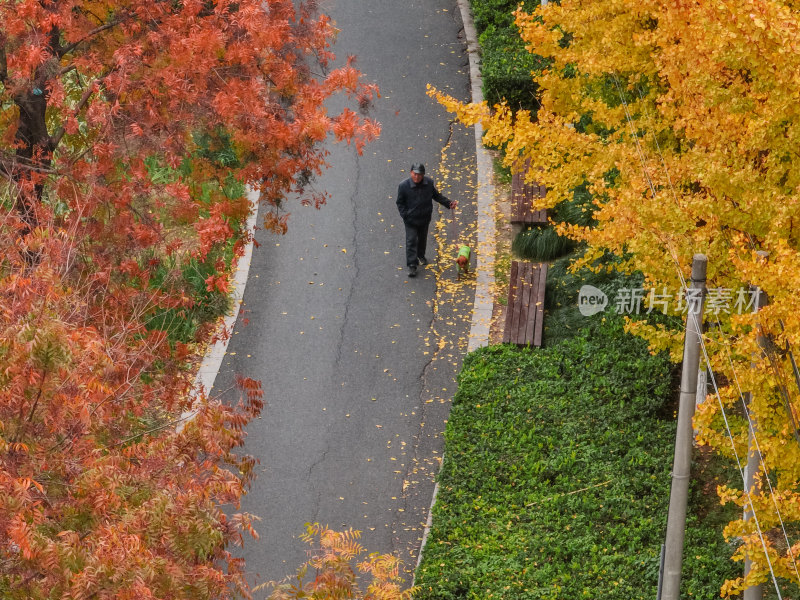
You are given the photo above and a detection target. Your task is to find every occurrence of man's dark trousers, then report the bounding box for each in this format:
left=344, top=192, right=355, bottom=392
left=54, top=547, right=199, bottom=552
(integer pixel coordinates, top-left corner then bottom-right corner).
left=404, top=220, right=429, bottom=267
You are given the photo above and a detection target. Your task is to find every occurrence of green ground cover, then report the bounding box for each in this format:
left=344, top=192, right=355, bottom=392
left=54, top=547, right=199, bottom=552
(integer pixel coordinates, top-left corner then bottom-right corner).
left=415, top=316, right=738, bottom=599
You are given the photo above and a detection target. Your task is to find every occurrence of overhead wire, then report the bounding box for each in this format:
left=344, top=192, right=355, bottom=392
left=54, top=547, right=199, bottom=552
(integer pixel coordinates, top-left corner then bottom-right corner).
left=636, top=73, right=800, bottom=591
left=633, top=76, right=800, bottom=453
left=714, top=310, right=800, bottom=588
left=698, top=313, right=785, bottom=597
left=608, top=71, right=793, bottom=594
left=612, top=76, right=690, bottom=291
left=762, top=340, right=800, bottom=449
left=726, top=221, right=800, bottom=450
left=698, top=190, right=800, bottom=583
left=778, top=319, right=800, bottom=403
left=629, top=71, right=800, bottom=487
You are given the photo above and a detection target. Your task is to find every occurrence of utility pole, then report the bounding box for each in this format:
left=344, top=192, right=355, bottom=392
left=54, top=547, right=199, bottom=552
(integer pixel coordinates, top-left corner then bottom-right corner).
left=660, top=254, right=707, bottom=600
left=744, top=251, right=769, bottom=600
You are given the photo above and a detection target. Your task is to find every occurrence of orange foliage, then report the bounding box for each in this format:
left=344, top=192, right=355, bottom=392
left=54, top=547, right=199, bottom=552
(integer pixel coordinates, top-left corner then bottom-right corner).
left=259, top=523, right=415, bottom=600
left=0, top=0, right=379, bottom=597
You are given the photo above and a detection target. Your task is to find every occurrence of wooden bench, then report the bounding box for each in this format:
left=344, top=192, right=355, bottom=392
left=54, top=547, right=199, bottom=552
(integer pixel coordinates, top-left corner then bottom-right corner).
left=511, top=169, right=548, bottom=238
left=503, top=260, right=548, bottom=347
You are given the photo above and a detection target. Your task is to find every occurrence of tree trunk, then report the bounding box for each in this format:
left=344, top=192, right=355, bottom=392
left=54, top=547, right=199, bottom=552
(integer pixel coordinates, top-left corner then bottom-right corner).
left=13, top=86, right=52, bottom=230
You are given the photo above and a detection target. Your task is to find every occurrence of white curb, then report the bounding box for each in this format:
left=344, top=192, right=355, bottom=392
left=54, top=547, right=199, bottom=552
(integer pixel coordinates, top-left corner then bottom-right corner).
left=458, top=0, right=496, bottom=353
left=415, top=0, right=496, bottom=576
left=180, top=187, right=259, bottom=427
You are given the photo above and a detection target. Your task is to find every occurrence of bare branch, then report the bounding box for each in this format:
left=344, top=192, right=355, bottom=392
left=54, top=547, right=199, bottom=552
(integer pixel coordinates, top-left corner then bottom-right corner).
left=59, top=64, right=77, bottom=77
left=57, top=19, right=122, bottom=57
left=0, top=150, right=60, bottom=179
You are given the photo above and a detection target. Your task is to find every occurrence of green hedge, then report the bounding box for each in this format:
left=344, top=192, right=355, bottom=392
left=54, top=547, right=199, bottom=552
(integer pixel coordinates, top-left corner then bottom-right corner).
left=480, top=26, right=547, bottom=110
left=415, top=318, right=737, bottom=599
left=542, top=252, right=647, bottom=347
left=471, top=0, right=548, bottom=111
left=470, top=0, right=540, bottom=35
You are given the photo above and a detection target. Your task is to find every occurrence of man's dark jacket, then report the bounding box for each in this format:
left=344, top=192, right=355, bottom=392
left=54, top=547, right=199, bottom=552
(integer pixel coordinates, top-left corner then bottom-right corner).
left=396, top=176, right=452, bottom=226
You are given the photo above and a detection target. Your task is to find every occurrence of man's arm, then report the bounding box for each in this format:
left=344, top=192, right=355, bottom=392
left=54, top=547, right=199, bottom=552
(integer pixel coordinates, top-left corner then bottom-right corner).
left=396, top=182, right=408, bottom=220
left=432, top=182, right=457, bottom=209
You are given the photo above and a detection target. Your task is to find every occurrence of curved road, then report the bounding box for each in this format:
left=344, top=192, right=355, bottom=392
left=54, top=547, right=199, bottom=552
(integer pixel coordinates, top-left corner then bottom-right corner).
left=214, top=0, right=476, bottom=587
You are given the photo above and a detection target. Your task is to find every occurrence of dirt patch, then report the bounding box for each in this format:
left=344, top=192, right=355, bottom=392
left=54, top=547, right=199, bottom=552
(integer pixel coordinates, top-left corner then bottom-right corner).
left=488, top=161, right=512, bottom=345
left=489, top=303, right=506, bottom=345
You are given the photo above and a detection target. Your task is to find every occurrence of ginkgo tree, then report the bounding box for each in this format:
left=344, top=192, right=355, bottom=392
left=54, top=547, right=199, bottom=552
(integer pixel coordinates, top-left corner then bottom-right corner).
left=0, top=0, right=378, bottom=598
left=431, top=0, right=800, bottom=595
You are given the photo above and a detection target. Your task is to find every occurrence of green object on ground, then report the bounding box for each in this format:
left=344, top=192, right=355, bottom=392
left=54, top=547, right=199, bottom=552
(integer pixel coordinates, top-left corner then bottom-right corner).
left=458, top=245, right=471, bottom=260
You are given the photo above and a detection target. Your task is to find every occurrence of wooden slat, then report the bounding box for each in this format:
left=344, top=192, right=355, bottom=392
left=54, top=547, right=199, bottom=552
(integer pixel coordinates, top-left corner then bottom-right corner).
left=513, top=262, right=531, bottom=346
left=510, top=172, right=524, bottom=223
left=533, top=263, right=548, bottom=347
left=523, top=262, right=540, bottom=346
left=502, top=260, right=519, bottom=344
left=510, top=173, right=526, bottom=223
left=509, top=261, right=526, bottom=345
left=504, top=261, right=548, bottom=348
left=531, top=183, right=547, bottom=224
left=511, top=174, right=548, bottom=225
left=506, top=260, right=523, bottom=346
left=523, top=262, right=538, bottom=346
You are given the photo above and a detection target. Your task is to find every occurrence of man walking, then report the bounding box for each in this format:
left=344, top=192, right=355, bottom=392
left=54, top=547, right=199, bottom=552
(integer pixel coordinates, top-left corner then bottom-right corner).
left=396, top=163, right=457, bottom=277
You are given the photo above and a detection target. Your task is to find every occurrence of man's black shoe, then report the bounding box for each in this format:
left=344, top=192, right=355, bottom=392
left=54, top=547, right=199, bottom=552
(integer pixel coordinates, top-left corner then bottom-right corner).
left=408, top=265, right=417, bottom=277
left=418, top=256, right=428, bottom=266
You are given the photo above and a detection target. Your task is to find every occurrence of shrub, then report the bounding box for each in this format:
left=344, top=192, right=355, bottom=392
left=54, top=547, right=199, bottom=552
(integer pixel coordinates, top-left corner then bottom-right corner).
left=512, top=225, right=575, bottom=261
left=471, top=0, right=548, bottom=111
left=512, top=180, right=598, bottom=262
left=542, top=253, right=643, bottom=346
left=551, top=182, right=596, bottom=228
left=261, top=524, right=414, bottom=600
left=480, top=25, right=547, bottom=110
left=145, top=244, right=236, bottom=344
left=143, top=141, right=248, bottom=345
left=471, top=0, right=540, bottom=35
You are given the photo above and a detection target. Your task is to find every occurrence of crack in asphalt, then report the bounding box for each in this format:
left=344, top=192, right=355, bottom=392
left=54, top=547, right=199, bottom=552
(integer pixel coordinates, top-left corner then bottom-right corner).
left=306, top=149, right=360, bottom=528
left=307, top=451, right=329, bottom=529
left=333, top=150, right=362, bottom=373
left=307, top=444, right=332, bottom=483
left=418, top=118, right=456, bottom=391
left=394, top=16, right=475, bottom=564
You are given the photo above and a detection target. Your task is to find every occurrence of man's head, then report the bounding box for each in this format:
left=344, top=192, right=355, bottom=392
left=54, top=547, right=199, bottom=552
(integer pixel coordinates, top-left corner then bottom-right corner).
left=410, top=162, right=425, bottom=184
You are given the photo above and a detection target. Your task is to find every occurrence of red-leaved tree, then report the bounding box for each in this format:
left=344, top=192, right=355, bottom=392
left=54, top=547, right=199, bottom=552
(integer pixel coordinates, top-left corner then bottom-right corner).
left=0, top=0, right=379, bottom=598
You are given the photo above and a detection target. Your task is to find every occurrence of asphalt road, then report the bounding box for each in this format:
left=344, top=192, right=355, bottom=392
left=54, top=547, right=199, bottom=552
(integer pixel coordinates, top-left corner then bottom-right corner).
left=214, top=0, right=476, bottom=588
